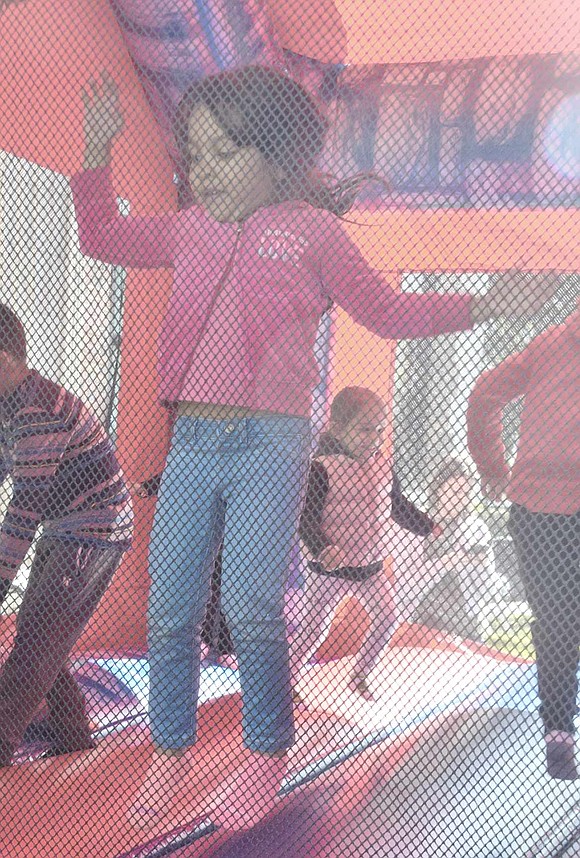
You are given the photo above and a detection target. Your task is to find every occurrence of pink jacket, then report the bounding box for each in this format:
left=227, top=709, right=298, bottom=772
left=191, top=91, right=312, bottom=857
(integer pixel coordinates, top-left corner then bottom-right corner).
left=71, top=167, right=473, bottom=416
left=316, top=453, right=396, bottom=567
left=467, top=307, right=580, bottom=514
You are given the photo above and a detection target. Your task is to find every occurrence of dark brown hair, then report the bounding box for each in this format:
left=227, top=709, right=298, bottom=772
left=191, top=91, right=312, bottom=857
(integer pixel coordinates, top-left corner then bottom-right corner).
left=174, top=65, right=378, bottom=216
left=0, top=303, right=26, bottom=361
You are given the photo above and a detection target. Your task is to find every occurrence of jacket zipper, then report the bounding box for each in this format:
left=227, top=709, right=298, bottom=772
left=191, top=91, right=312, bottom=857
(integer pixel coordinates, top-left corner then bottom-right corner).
left=174, top=221, right=243, bottom=398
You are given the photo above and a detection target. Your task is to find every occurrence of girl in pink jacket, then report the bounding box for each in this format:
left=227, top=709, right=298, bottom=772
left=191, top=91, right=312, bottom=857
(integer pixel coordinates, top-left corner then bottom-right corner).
left=74, top=66, right=560, bottom=829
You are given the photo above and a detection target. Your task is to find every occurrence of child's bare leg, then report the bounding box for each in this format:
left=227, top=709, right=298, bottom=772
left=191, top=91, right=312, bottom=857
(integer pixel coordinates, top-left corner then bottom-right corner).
left=290, top=572, right=348, bottom=699
left=348, top=574, right=396, bottom=701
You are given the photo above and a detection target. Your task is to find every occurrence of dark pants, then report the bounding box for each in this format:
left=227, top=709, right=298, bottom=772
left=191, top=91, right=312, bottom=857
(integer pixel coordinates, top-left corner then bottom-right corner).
left=508, top=505, right=580, bottom=735
left=0, top=538, right=124, bottom=765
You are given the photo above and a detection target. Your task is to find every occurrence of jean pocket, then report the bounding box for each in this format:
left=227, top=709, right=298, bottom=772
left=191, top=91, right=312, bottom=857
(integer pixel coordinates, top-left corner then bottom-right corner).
left=172, top=416, right=197, bottom=448
left=251, top=415, right=310, bottom=444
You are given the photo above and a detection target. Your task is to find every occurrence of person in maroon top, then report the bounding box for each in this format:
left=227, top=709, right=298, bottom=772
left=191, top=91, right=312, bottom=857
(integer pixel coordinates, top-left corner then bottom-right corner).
left=467, top=299, right=580, bottom=780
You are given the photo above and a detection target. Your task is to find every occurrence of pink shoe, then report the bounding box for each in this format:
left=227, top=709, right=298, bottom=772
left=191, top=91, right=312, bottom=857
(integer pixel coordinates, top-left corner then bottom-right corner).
left=208, top=752, right=287, bottom=831
left=127, top=752, right=191, bottom=829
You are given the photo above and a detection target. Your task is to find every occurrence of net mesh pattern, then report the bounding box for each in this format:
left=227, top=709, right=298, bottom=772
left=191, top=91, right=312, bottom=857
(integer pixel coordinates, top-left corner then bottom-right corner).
left=0, top=1, right=578, bottom=855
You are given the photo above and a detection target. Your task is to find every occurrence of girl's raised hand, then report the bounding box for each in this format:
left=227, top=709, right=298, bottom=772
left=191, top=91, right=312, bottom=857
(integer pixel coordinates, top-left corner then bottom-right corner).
left=81, top=72, right=125, bottom=168
left=471, top=271, right=564, bottom=324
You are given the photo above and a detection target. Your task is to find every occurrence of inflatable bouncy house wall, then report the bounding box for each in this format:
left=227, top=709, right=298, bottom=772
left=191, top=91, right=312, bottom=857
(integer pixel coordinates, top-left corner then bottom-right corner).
left=0, top=0, right=579, bottom=855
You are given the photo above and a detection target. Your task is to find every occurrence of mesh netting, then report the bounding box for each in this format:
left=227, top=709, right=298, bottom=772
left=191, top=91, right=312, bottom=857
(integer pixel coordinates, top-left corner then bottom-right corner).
left=0, top=1, right=579, bottom=856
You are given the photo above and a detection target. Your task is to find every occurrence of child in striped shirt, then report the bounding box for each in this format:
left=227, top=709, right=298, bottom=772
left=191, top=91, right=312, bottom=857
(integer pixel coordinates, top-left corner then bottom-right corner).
left=0, top=304, right=133, bottom=767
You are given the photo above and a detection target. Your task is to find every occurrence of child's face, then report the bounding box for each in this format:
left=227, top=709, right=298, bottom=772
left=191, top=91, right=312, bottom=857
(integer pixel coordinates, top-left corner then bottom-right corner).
left=187, top=104, right=277, bottom=223
left=335, top=401, right=388, bottom=462
left=435, top=476, right=473, bottom=519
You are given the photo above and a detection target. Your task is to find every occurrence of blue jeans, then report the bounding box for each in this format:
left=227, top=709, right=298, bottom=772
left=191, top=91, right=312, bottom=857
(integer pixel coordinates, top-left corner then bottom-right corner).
left=147, top=414, right=311, bottom=753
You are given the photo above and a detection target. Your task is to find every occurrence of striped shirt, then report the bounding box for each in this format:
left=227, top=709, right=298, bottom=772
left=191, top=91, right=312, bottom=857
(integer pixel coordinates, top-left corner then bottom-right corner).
left=0, top=371, right=133, bottom=581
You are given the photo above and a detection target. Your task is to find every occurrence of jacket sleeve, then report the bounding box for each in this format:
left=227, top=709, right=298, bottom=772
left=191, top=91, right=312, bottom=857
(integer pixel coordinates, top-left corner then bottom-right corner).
left=391, top=472, right=435, bottom=536
left=317, top=216, right=474, bottom=339
left=466, top=344, right=534, bottom=481
left=298, top=460, right=333, bottom=558
left=70, top=167, right=176, bottom=268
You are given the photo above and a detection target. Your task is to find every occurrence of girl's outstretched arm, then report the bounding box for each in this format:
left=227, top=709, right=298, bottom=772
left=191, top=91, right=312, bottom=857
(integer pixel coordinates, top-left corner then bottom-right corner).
left=391, top=473, right=435, bottom=536
left=318, top=216, right=563, bottom=337
left=71, top=73, right=176, bottom=269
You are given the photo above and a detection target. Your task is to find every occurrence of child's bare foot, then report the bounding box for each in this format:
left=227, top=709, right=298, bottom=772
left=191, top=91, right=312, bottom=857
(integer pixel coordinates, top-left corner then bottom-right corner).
left=208, top=751, right=287, bottom=831
left=127, top=751, right=191, bottom=828
left=347, top=675, right=375, bottom=702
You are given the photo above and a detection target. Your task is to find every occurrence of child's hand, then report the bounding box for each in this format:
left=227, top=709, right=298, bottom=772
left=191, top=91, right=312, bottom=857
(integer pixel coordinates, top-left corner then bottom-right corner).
left=318, top=545, right=348, bottom=571
left=481, top=472, right=511, bottom=501
left=81, top=72, right=125, bottom=167
left=471, top=272, right=563, bottom=323
left=129, top=474, right=162, bottom=499
left=129, top=482, right=149, bottom=499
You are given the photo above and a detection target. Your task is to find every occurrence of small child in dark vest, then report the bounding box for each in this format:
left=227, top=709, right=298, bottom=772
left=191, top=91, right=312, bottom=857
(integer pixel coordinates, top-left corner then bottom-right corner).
left=292, top=386, right=436, bottom=701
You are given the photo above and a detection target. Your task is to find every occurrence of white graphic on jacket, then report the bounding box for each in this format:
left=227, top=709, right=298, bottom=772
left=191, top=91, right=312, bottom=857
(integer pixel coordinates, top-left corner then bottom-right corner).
left=257, top=228, right=309, bottom=264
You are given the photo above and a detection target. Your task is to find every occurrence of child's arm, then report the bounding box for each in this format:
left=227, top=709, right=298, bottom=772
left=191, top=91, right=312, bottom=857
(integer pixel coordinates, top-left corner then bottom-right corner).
left=299, top=461, right=349, bottom=570
left=71, top=74, right=176, bottom=269
left=391, top=472, right=435, bottom=536
left=71, top=169, right=176, bottom=269
left=319, top=217, right=563, bottom=338
left=466, top=346, right=533, bottom=499
left=298, top=460, right=333, bottom=559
